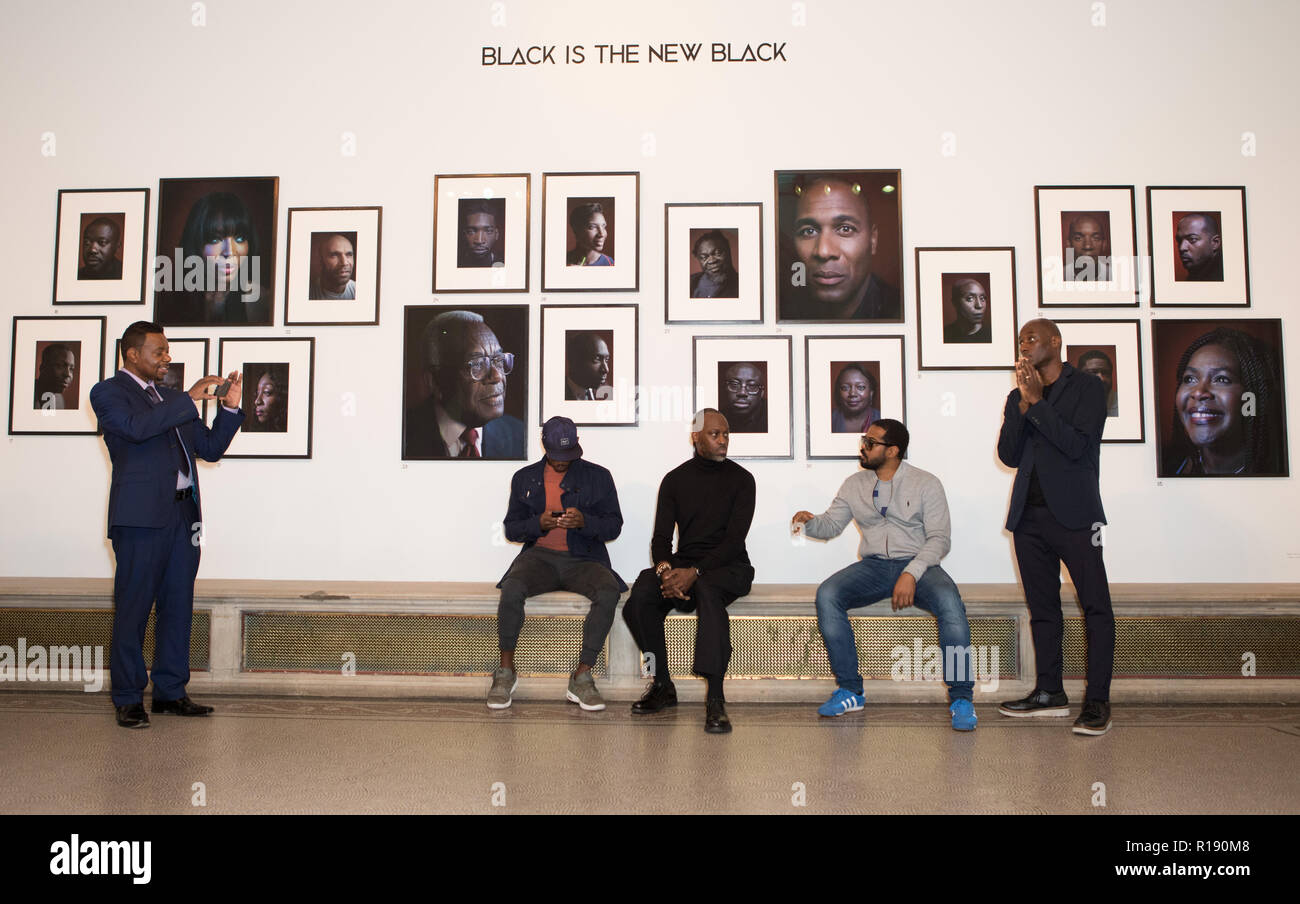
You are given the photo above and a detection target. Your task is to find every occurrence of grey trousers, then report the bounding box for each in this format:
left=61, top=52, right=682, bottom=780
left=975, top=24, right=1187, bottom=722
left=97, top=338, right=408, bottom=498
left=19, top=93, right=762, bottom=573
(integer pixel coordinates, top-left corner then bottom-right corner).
left=497, top=546, right=622, bottom=666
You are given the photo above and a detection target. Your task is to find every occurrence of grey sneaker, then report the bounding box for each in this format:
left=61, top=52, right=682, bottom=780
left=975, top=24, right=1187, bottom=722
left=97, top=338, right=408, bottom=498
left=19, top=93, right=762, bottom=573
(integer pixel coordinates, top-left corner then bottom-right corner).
left=487, top=667, right=518, bottom=709
left=565, top=671, right=606, bottom=711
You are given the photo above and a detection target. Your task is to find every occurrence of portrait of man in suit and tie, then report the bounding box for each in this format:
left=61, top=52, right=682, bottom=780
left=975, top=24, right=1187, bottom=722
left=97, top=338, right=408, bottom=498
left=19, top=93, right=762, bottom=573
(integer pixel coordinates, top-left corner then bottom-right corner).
left=564, top=330, right=612, bottom=400
left=89, top=320, right=245, bottom=729
left=403, top=307, right=528, bottom=460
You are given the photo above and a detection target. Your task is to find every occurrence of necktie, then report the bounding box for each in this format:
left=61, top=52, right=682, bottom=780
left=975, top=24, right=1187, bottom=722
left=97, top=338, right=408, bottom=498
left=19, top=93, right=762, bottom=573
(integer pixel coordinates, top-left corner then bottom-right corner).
left=460, top=427, right=480, bottom=458
left=147, top=384, right=192, bottom=478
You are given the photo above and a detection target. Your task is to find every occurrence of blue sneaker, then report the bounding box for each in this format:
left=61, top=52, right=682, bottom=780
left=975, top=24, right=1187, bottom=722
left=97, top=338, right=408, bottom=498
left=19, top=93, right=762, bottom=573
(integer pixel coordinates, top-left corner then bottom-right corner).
left=950, top=698, right=977, bottom=731
left=817, top=688, right=865, bottom=717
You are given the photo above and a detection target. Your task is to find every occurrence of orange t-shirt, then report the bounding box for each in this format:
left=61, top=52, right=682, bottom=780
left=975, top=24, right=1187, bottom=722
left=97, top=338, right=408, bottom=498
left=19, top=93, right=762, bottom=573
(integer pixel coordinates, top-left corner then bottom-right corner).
left=536, top=464, right=569, bottom=551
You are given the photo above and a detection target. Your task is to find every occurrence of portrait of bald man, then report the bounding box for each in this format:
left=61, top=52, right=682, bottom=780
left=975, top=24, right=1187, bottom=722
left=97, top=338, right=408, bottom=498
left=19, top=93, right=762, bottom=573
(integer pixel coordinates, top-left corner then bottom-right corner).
left=1062, top=212, right=1111, bottom=282
left=777, top=171, right=902, bottom=322
left=78, top=215, right=123, bottom=281
left=308, top=232, right=357, bottom=300
left=1174, top=212, right=1224, bottom=282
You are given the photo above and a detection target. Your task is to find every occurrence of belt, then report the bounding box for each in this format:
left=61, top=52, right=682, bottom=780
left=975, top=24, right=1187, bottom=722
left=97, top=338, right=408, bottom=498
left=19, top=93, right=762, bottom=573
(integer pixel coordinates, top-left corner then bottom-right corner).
left=175, top=487, right=195, bottom=501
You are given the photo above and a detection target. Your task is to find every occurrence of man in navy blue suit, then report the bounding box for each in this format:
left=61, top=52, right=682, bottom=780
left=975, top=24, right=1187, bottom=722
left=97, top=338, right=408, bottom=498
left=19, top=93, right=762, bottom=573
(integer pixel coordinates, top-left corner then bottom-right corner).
left=91, top=321, right=244, bottom=729
left=996, top=318, right=1114, bottom=736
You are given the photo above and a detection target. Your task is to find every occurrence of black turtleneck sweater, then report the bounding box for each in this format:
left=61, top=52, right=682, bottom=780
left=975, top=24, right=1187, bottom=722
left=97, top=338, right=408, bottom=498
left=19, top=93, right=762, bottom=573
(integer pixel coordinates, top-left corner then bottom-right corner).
left=650, top=454, right=755, bottom=573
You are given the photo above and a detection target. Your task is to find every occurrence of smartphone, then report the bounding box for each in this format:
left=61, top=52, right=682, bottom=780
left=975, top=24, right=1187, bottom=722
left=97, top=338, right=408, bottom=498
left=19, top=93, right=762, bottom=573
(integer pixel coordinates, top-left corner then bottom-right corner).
left=550, top=511, right=564, bottom=518
left=209, top=380, right=232, bottom=398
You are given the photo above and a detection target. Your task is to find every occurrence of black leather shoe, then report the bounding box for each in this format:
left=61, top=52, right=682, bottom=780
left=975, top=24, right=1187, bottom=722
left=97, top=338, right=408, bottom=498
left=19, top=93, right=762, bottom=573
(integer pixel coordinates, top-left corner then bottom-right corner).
left=115, top=704, right=150, bottom=729
left=997, top=689, right=1070, bottom=718
left=1072, top=700, right=1112, bottom=736
left=631, top=682, right=677, bottom=715
left=151, top=696, right=214, bottom=716
left=704, top=698, right=732, bottom=734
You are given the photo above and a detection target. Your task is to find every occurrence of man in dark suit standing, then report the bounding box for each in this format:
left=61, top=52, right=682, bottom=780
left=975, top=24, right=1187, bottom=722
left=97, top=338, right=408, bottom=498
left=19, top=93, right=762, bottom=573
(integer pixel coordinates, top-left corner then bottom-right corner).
left=996, top=318, right=1114, bottom=736
left=90, top=321, right=244, bottom=729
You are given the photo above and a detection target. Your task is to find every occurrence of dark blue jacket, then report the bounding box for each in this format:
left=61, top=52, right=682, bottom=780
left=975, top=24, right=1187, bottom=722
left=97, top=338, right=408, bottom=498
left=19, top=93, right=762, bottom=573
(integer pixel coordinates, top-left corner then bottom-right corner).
left=499, top=457, right=626, bottom=590
left=997, top=363, right=1107, bottom=532
left=90, top=370, right=244, bottom=536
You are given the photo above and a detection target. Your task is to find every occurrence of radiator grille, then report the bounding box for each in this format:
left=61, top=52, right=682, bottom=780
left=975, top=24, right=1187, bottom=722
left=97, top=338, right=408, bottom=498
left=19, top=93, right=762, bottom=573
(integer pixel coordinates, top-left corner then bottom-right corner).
left=0, top=608, right=210, bottom=671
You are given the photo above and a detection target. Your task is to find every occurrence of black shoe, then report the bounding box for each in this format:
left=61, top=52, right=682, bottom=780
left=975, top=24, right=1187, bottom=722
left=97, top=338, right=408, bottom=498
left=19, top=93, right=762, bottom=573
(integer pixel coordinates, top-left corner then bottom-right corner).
left=631, top=682, right=677, bottom=715
left=997, top=689, right=1070, bottom=718
left=704, top=698, right=732, bottom=734
left=151, top=696, right=214, bottom=716
left=115, top=704, right=150, bottom=729
left=1073, top=700, right=1112, bottom=736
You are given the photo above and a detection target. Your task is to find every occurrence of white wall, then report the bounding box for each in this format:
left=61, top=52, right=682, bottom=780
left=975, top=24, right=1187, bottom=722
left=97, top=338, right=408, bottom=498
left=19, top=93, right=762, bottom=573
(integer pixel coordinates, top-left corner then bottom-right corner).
left=2, top=0, right=1298, bottom=584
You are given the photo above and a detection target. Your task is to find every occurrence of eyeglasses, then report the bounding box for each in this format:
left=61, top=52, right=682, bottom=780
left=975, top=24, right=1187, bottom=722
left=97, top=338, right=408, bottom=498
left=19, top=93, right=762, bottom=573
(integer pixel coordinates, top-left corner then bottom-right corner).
left=860, top=437, right=892, bottom=450
left=464, top=353, right=514, bottom=380
left=724, top=380, right=764, bottom=393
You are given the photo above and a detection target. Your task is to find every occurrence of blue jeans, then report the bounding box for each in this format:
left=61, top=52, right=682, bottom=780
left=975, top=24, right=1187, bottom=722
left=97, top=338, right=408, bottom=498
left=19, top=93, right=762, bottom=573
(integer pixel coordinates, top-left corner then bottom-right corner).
left=814, top=557, right=973, bottom=701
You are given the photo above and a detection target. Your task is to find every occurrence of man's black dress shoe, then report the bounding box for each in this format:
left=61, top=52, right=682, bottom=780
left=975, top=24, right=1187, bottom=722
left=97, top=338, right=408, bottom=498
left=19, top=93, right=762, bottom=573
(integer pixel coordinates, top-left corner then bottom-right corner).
left=1072, top=700, right=1112, bottom=736
left=151, top=696, right=214, bottom=716
left=704, top=698, right=732, bottom=734
left=997, top=689, right=1069, bottom=718
left=115, top=704, right=150, bottom=729
left=631, top=682, right=678, bottom=714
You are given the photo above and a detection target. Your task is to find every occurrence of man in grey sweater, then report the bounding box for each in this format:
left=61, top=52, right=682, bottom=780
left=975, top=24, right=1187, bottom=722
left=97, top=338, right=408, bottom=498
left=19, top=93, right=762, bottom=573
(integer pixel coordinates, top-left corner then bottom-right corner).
left=792, top=419, right=976, bottom=730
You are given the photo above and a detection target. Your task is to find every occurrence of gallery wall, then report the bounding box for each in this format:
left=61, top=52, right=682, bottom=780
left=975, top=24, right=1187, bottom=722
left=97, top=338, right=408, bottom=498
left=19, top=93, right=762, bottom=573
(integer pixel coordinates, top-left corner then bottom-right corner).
left=2, top=0, right=1298, bottom=584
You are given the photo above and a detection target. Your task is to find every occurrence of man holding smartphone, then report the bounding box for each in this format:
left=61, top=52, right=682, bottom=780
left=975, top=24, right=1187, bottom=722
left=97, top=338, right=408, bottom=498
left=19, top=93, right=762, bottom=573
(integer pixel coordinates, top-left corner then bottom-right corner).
left=90, top=321, right=244, bottom=729
left=491, top=416, right=625, bottom=711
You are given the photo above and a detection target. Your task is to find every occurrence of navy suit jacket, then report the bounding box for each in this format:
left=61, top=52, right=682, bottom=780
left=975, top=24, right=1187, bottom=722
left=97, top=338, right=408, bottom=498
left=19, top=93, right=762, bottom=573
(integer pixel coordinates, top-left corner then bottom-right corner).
left=997, top=362, right=1107, bottom=532
left=90, top=371, right=244, bottom=536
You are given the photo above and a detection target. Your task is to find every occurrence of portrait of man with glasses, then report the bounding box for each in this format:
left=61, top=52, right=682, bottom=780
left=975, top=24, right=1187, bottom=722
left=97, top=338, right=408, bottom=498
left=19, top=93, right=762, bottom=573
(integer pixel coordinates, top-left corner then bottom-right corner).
left=718, top=361, right=768, bottom=434
left=403, top=308, right=527, bottom=459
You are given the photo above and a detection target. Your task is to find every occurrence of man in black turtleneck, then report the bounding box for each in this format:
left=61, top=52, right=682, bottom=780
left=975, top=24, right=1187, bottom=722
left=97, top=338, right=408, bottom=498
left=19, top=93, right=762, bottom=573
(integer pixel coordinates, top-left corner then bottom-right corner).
left=622, top=408, right=756, bottom=734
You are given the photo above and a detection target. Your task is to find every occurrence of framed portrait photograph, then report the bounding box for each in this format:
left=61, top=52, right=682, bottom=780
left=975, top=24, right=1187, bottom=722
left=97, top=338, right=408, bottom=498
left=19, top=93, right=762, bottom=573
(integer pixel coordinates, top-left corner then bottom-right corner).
left=664, top=202, right=763, bottom=324
left=805, top=335, right=906, bottom=459
left=115, top=336, right=211, bottom=423
left=216, top=337, right=315, bottom=459
left=52, top=188, right=150, bottom=305
left=1056, top=319, right=1144, bottom=443
left=1152, top=318, right=1287, bottom=478
left=284, top=206, right=382, bottom=325
left=8, top=316, right=105, bottom=435
left=915, top=247, right=1018, bottom=370
left=402, top=305, right=529, bottom=461
left=152, top=176, right=279, bottom=327
left=1034, top=185, right=1139, bottom=307
left=433, top=174, right=530, bottom=293
left=1147, top=186, right=1250, bottom=308
left=692, top=335, right=792, bottom=459
left=540, top=304, right=638, bottom=426
left=774, top=169, right=903, bottom=323
left=541, top=172, right=639, bottom=292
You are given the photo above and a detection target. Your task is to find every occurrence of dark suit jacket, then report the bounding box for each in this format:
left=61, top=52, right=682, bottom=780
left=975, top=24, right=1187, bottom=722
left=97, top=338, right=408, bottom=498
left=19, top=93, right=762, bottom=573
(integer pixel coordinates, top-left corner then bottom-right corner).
left=90, top=371, right=244, bottom=536
left=690, top=268, right=740, bottom=298
left=403, top=395, right=527, bottom=459
left=997, top=362, right=1107, bottom=532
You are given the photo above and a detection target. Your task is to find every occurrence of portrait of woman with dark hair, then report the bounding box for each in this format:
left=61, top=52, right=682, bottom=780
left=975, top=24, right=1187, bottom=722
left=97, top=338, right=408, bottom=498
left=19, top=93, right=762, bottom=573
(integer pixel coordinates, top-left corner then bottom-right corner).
left=831, top=363, right=880, bottom=434
left=1165, top=327, right=1285, bottom=476
left=243, top=363, right=289, bottom=433
left=566, top=201, right=613, bottom=267
left=157, top=190, right=271, bottom=325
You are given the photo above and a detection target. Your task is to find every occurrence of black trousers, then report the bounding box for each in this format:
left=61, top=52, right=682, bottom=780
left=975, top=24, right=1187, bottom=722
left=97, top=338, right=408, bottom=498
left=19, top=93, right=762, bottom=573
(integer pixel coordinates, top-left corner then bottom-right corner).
left=1013, top=504, right=1115, bottom=702
left=621, top=563, right=754, bottom=682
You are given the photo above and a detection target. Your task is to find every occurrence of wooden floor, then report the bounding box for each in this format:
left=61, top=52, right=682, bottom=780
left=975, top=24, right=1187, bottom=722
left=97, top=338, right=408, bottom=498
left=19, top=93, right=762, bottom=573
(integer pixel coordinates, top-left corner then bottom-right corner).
left=1, top=691, right=1297, bottom=814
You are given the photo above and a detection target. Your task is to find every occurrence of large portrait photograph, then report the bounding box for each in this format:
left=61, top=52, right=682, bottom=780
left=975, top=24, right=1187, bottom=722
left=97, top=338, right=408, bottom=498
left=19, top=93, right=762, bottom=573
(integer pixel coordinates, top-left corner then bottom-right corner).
left=775, top=169, right=903, bottom=323
left=285, top=206, right=382, bottom=325
left=152, top=176, right=279, bottom=327
left=1147, top=186, right=1250, bottom=307
left=402, top=305, right=529, bottom=461
left=1057, top=319, right=1144, bottom=443
left=433, top=174, right=530, bottom=293
left=1034, top=185, right=1138, bottom=307
left=664, top=202, right=763, bottom=323
left=805, top=335, right=906, bottom=459
left=541, top=172, right=639, bottom=292
left=692, top=335, right=792, bottom=458
left=915, top=246, right=1018, bottom=370
left=8, top=316, right=105, bottom=435
left=217, top=337, right=315, bottom=459
left=1152, top=319, right=1287, bottom=477
left=540, top=304, right=637, bottom=426
left=52, top=188, right=150, bottom=305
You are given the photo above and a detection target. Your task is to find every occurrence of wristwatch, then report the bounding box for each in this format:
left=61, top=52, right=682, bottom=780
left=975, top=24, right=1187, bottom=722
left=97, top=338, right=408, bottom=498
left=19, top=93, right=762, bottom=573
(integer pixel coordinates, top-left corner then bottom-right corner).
left=655, top=561, right=671, bottom=576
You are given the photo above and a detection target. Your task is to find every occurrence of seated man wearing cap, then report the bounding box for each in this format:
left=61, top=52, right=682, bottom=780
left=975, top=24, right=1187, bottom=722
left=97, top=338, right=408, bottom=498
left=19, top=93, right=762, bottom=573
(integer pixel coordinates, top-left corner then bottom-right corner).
left=491, top=416, right=626, bottom=711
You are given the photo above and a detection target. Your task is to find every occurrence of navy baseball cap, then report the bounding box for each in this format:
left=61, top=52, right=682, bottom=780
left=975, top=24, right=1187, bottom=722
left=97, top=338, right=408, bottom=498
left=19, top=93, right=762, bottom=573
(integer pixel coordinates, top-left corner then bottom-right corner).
left=542, top=416, right=583, bottom=461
